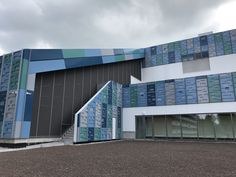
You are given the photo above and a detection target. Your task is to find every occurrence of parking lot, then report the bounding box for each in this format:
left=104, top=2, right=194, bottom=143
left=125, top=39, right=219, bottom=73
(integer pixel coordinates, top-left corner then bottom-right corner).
left=0, top=140, right=236, bottom=177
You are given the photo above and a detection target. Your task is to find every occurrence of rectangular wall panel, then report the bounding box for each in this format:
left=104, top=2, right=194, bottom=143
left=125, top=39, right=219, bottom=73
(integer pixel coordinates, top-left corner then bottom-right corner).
left=222, top=31, right=232, bottom=55
left=175, top=79, right=186, bottom=105
left=147, top=83, right=156, bottom=106
left=214, top=33, right=224, bottom=56
left=232, top=72, right=236, bottom=96
left=137, top=83, right=147, bottom=107
left=230, top=29, right=236, bottom=53
left=165, top=80, right=175, bottom=105
left=130, top=85, right=138, bottom=107
left=185, top=77, right=197, bottom=104
left=122, top=85, right=130, bottom=107
left=207, top=34, right=216, bottom=57
left=220, top=73, right=235, bottom=102
left=196, top=76, right=209, bottom=103
left=155, top=81, right=165, bottom=106
left=174, top=42, right=182, bottom=63
left=0, top=54, right=12, bottom=92
left=207, top=74, right=222, bottom=103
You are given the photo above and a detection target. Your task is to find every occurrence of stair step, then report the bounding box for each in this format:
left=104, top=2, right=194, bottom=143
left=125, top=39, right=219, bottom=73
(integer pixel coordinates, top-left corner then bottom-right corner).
left=61, top=125, right=74, bottom=145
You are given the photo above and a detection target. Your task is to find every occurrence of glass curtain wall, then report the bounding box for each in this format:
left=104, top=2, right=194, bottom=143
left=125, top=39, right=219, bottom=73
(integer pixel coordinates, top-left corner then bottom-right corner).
left=198, top=114, right=215, bottom=139
left=138, top=113, right=236, bottom=140
left=145, top=116, right=153, bottom=138
left=181, top=114, right=198, bottom=138
left=153, top=115, right=166, bottom=138
left=166, top=115, right=181, bottom=138
left=214, top=113, right=234, bottom=139
left=232, top=113, right=236, bottom=138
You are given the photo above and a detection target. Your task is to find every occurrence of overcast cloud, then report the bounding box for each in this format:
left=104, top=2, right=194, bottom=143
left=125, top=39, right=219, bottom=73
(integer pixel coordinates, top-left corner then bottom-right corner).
left=0, top=0, right=236, bottom=55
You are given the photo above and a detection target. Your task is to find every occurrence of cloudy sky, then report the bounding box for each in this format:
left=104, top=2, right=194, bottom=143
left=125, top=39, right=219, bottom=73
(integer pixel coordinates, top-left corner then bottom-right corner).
left=0, top=0, right=236, bottom=55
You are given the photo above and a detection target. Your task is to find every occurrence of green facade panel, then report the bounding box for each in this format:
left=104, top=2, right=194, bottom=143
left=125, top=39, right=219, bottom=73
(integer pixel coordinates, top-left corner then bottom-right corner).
left=62, top=49, right=85, bottom=58
left=19, top=59, right=29, bottom=90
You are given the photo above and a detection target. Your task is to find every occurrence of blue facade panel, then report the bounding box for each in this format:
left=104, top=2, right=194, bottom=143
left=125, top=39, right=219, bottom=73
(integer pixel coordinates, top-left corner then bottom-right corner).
left=215, top=33, right=224, bottom=56
left=165, top=80, right=175, bottom=105
left=29, top=59, right=66, bottom=74
left=137, top=84, right=147, bottom=107
left=21, top=121, right=31, bottom=138
left=196, top=76, right=209, bottom=103
left=64, top=56, right=103, bottom=68
left=155, top=81, right=165, bottom=106
left=220, top=73, right=235, bottom=102
left=88, top=127, right=94, bottom=141
left=16, top=89, right=27, bottom=121
left=175, top=79, right=186, bottom=105
left=101, top=103, right=107, bottom=128
left=122, top=85, right=130, bottom=107
left=30, top=49, right=63, bottom=61
left=185, top=77, right=197, bottom=104
left=147, top=83, right=156, bottom=106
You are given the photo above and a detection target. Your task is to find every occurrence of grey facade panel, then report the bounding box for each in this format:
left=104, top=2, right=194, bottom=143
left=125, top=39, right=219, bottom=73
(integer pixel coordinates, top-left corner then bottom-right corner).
left=30, top=59, right=142, bottom=138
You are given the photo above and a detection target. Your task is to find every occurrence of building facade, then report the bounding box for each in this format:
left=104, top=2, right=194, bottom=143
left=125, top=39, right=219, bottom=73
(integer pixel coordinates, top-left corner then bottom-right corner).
left=0, top=29, right=236, bottom=144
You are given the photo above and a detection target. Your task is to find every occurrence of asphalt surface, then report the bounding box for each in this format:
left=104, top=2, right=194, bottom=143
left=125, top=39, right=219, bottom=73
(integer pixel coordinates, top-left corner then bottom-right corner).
left=0, top=140, right=236, bottom=177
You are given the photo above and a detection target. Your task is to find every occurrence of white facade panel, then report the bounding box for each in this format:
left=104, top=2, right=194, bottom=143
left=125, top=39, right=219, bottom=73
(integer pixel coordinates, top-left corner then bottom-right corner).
left=141, top=54, right=236, bottom=82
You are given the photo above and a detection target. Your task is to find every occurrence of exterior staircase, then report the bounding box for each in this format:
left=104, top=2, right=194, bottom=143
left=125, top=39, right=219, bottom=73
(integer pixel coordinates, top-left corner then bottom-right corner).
left=61, top=126, right=74, bottom=145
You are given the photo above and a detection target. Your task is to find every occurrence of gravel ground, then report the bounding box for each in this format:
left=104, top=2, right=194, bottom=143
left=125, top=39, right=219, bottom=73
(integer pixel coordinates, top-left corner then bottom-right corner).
left=0, top=140, right=236, bottom=177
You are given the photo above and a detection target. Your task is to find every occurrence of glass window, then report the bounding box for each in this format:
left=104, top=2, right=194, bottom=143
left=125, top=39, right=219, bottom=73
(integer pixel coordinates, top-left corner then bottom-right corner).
left=181, top=114, right=198, bottom=138
left=232, top=113, right=236, bottom=139
left=166, top=115, right=181, bottom=138
left=145, top=117, right=153, bottom=138
left=198, top=114, right=215, bottom=138
left=136, top=116, right=145, bottom=139
left=214, top=113, right=233, bottom=139
left=153, top=115, right=166, bottom=137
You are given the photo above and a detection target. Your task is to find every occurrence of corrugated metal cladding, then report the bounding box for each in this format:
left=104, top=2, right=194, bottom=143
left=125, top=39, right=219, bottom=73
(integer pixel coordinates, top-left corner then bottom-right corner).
left=30, top=59, right=142, bottom=138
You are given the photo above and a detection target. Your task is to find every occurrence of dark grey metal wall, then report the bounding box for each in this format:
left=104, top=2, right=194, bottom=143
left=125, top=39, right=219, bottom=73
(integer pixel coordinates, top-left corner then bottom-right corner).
left=30, top=59, right=142, bottom=138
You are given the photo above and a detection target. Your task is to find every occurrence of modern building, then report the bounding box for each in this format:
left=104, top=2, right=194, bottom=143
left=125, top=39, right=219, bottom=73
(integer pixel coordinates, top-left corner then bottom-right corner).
left=0, top=29, right=236, bottom=145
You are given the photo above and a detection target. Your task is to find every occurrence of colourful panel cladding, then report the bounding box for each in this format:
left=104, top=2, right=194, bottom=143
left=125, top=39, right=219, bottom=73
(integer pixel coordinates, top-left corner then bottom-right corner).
left=233, top=73, right=236, bottom=96
left=0, top=50, right=28, bottom=139
left=74, top=81, right=122, bottom=143
left=222, top=31, right=232, bottom=55
left=175, top=79, right=186, bottom=105
left=220, top=73, right=235, bottom=102
left=0, top=91, right=7, bottom=122
left=19, top=59, right=29, bottom=89
left=208, top=75, right=222, bottom=103
left=155, top=81, right=165, bottom=105
left=185, top=77, right=197, bottom=104
left=115, top=55, right=125, bottom=61
left=29, top=48, right=144, bottom=74
left=147, top=83, right=156, bottom=106
left=143, top=29, right=236, bottom=68
left=62, top=49, right=85, bottom=58
left=9, top=51, right=21, bottom=90
left=21, top=121, right=31, bottom=138
left=165, top=80, right=175, bottom=105
left=0, top=54, right=12, bottom=91
left=123, top=72, right=236, bottom=108
left=130, top=85, right=138, bottom=107
left=30, top=49, right=63, bottom=61
left=196, top=76, right=209, bottom=103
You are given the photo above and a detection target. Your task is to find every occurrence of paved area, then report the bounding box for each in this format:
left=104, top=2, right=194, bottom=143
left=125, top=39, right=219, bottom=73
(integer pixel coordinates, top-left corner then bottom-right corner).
left=0, top=140, right=236, bottom=177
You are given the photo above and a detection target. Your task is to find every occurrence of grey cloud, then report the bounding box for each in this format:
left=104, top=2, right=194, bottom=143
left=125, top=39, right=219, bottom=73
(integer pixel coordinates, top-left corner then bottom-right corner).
left=0, top=0, right=234, bottom=54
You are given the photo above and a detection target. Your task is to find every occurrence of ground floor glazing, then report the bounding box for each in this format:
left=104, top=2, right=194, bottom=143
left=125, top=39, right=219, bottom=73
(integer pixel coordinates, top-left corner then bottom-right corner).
left=136, top=113, right=236, bottom=140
